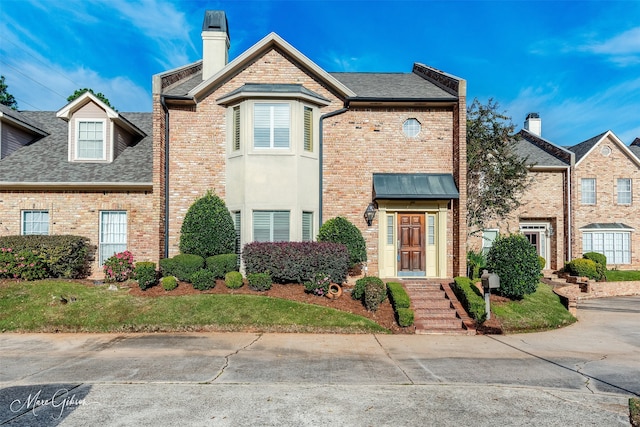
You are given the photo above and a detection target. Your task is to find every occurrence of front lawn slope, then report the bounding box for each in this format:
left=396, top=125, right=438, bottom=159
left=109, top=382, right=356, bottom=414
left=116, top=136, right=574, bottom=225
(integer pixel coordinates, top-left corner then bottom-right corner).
left=0, top=280, right=388, bottom=334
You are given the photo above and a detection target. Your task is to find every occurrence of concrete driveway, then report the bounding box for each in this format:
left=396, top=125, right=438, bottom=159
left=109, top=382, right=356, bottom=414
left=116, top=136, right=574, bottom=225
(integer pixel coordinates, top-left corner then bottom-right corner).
left=1, top=296, right=638, bottom=426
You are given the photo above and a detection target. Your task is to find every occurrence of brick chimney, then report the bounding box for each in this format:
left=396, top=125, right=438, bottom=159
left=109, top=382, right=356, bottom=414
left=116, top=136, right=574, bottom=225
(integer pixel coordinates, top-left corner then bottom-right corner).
left=202, top=10, right=230, bottom=81
left=524, top=113, right=541, bottom=136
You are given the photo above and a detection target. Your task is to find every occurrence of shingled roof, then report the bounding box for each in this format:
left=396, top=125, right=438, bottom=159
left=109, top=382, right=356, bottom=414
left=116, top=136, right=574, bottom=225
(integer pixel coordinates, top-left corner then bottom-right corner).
left=0, top=111, right=152, bottom=185
left=567, top=131, right=608, bottom=163
left=330, top=72, right=457, bottom=100
left=514, top=129, right=573, bottom=167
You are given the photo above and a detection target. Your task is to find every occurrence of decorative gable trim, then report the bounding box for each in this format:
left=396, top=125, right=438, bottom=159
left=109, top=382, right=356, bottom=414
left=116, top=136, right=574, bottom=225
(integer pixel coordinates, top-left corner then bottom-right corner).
left=189, top=32, right=356, bottom=103
left=574, top=130, right=640, bottom=168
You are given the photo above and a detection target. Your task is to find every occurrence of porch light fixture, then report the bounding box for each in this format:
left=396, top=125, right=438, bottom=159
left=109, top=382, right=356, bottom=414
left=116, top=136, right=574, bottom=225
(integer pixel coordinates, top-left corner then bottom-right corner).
left=546, top=225, right=555, bottom=237
left=364, top=203, right=377, bottom=226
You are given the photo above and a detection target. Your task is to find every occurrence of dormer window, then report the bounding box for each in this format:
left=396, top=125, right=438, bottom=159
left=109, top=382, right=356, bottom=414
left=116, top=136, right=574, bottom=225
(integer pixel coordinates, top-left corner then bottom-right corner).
left=76, top=120, right=106, bottom=160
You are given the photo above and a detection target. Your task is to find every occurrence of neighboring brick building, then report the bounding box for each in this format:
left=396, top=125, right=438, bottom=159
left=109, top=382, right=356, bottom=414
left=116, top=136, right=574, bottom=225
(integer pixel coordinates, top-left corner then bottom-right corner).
left=469, top=113, right=640, bottom=271
left=0, top=95, right=157, bottom=276
left=153, top=10, right=467, bottom=279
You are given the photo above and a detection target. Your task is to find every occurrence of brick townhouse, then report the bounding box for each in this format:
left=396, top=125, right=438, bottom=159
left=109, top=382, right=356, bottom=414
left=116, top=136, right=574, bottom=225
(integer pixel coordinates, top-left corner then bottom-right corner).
left=469, top=114, right=640, bottom=271
left=1, top=10, right=467, bottom=280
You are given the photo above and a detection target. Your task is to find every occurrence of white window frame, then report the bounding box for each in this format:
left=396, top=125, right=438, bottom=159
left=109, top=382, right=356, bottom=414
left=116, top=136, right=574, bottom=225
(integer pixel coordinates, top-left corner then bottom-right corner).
left=402, top=118, right=421, bottom=138
left=582, top=230, right=631, bottom=265
left=99, top=211, right=127, bottom=265
left=253, top=103, right=290, bottom=149
left=253, top=211, right=290, bottom=242
left=75, top=119, right=107, bottom=161
left=481, top=229, right=499, bottom=255
left=581, top=178, right=596, bottom=205
left=302, top=211, right=313, bottom=242
left=617, top=178, right=632, bottom=205
left=22, top=210, right=49, bottom=235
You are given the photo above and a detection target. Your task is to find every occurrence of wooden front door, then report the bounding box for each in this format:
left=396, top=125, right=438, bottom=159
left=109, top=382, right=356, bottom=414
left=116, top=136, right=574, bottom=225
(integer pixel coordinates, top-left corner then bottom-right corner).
left=398, top=214, right=425, bottom=274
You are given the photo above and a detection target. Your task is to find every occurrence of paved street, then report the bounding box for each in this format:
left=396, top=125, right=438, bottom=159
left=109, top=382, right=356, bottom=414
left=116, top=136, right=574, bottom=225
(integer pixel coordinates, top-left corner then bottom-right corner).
left=1, top=296, right=638, bottom=426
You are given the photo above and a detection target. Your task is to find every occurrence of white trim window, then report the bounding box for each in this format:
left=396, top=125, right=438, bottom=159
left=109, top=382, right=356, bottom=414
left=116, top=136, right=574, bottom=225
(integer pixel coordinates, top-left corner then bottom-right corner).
left=403, top=118, right=421, bottom=137
left=617, top=178, right=632, bottom=205
left=481, top=229, right=499, bottom=255
left=76, top=119, right=106, bottom=160
left=253, top=211, right=290, bottom=242
left=254, top=103, right=290, bottom=149
left=583, top=231, right=631, bottom=264
left=581, top=178, right=596, bottom=205
left=99, top=211, right=127, bottom=265
left=22, top=210, right=49, bottom=235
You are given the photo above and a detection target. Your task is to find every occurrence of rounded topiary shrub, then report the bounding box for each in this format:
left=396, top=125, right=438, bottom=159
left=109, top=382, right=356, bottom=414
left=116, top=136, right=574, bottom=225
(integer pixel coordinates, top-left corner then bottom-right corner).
left=565, top=258, right=598, bottom=280
left=206, top=253, right=238, bottom=279
left=247, top=272, right=272, bottom=291
left=486, top=233, right=541, bottom=300
left=317, top=216, right=366, bottom=268
left=363, top=280, right=387, bottom=312
left=179, top=191, right=236, bottom=259
left=352, top=276, right=385, bottom=301
left=583, top=252, right=607, bottom=281
left=225, top=271, right=244, bottom=289
left=161, top=276, right=178, bottom=291
left=191, top=269, right=216, bottom=291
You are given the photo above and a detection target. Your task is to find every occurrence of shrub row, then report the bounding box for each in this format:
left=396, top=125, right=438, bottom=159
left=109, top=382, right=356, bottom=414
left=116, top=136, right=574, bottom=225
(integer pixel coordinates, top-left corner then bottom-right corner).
left=243, top=242, right=349, bottom=284
left=155, top=252, right=239, bottom=289
left=452, top=277, right=486, bottom=323
left=0, top=235, right=92, bottom=279
left=352, top=276, right=387, bottom=312
left=386, top=282, right=414, bottom=327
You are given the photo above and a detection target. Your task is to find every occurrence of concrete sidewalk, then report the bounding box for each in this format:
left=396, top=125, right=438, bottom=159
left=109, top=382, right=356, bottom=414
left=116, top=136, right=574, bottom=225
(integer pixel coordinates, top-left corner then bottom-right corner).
left=1, top=296, right=638, bottom=426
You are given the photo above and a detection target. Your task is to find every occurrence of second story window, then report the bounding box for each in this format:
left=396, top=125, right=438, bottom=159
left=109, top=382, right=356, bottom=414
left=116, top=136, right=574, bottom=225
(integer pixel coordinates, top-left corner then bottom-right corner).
left=617, top=178, right=632, bottom=205
left=581, top=178, right=596, bottom=205
left=76, top=120, right=105, bottom=160
left=254, top=103, right=290, bottom=149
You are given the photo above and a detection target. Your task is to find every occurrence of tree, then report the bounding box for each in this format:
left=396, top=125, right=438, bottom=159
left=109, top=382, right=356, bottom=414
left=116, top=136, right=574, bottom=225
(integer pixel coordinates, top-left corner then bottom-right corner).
left=67, top=88, right=115, bottom=110
left=466, top=98, right=532, bottom=232
left=179, top=191, right=236, bottom=258
left=0, top=76, right=18, bottom=110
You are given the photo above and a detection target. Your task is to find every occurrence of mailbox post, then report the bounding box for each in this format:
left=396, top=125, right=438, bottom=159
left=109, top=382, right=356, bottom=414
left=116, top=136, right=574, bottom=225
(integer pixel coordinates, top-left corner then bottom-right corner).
left=480, top=269, right=500, bottom=320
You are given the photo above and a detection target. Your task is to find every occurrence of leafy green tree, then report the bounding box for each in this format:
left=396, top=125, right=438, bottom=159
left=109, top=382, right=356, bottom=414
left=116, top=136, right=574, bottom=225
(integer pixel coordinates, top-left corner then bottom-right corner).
left=486, top=233, right=540, bottom=299
left=467, top=98, right=532, bottom=232
left=0, top=76, right=18, bottom=110
left=67, top=88, right=115, bottom=110
left=179, top=191, right=236, bottom=258
left=317, top=216, right=366, bottom=268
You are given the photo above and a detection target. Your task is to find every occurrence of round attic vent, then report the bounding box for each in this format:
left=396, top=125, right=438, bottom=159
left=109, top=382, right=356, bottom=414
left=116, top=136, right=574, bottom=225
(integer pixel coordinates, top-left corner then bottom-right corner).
left=601, top=146, right=612, bottom=156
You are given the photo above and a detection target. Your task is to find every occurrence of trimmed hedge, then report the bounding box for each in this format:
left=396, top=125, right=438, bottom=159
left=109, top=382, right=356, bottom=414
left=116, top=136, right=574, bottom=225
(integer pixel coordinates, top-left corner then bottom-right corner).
left=397, top=308, right=415, bottom=328
left=159, top=254, right=205, bottom=282
left=225, top=271, right=244, bottom=289
left=486, top=234, right=541, bottom=299
left=247, top=272, right=272, bottom=291
left=386, top=282, right=411, bottom=309
left=386, top=282, right=414, bottom=327
left=583, top=252, right=607, bottom=281
left=206, top=253, right=238, bottom=279
left=565, top=258, right=598, bottom=280
left=352, top=276, right=386, bottom=312
left=191, top=269, right=216, bottom=290
left=452, top=277, right=486, bottom=323
left=243, top=241, right=349, bottom=284
left=0, top=235, right=92, bottom=278
left=134, top=262, right=158, bottom=290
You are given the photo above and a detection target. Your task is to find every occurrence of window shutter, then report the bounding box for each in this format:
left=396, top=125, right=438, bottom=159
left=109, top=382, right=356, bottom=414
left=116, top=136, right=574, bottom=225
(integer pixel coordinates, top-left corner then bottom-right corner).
left=254, top=105, right=271, bottom=148
left=273, top=211, right=290, bottom=242
left=273, top=104, right=290, bottom=148
left=304, top=107, right=313, bottom=151
left=302, top=212, right=313, bottom=242
left=253, top=211, right=271, bottom=242
left=233, top=106, right=241, bottom=151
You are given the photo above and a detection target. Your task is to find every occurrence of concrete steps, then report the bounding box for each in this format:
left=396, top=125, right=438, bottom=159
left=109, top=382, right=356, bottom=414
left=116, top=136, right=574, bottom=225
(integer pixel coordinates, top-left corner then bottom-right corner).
left=402, top=282, right=475, bottom=335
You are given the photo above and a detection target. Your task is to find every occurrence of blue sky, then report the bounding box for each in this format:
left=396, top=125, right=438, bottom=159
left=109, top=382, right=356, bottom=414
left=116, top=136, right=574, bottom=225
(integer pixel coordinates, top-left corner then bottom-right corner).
left=1, top=0, right=639, bottom=146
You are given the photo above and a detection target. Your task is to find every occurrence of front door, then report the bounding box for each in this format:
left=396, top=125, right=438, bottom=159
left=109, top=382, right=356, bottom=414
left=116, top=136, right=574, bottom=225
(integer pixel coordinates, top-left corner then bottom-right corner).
left=524, top=231, right=540, bottom=253
left=398, top=214, right=425, bottom=275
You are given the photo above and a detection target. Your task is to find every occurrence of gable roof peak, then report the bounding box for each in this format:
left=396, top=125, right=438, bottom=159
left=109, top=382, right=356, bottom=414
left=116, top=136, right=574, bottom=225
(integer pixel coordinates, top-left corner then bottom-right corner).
left=56, top=91, right=118, bottom=120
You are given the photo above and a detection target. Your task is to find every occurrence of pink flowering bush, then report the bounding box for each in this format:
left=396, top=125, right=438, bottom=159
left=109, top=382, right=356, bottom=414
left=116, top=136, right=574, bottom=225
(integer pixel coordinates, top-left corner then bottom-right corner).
left=0, top=247, right=48, bottom=281
left=103, top=250, right=134, bottom=282
left=303, top=272, right=331, bottom=297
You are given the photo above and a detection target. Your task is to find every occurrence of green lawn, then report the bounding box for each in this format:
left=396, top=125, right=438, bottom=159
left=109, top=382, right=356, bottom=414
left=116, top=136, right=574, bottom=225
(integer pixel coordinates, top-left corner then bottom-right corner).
left=605, top=270, right=640, bottom=281
left=0, top=280, right=388, bottom=334
left=491, top=282, right=577, bottom=333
